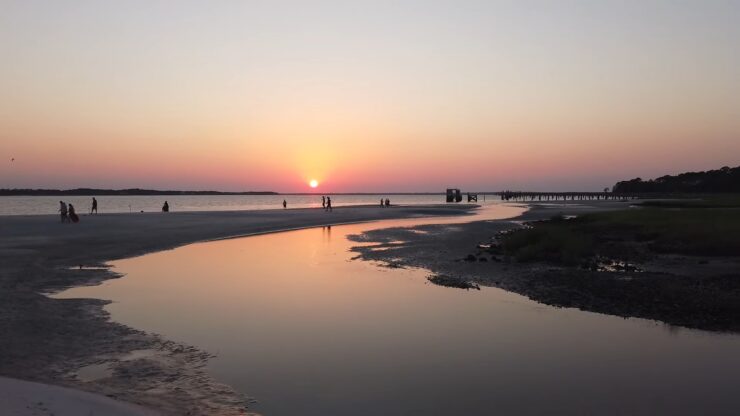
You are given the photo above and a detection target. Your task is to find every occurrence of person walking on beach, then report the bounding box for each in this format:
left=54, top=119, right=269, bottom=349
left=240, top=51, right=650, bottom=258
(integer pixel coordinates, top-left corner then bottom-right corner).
left=90, top=197, right=98, bottom=214
left=162, top=201, right=169, bottom=212
left=68, top=204, right=79, bottom=223
left=385, top=198, right=390, bottom=207
left=283, top=199, right=287, bottom=209
left=380, top=198, right=384, bottom=207
left=59, top=201, right=68, bottom=223
left=326, top=196, right=332, bottom=212
left=322, top=195, right=326, bottom=209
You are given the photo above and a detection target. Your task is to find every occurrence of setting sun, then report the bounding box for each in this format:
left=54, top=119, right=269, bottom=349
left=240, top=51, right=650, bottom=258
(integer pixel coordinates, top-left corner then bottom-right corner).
left=309, top=180, right=319, bottom=188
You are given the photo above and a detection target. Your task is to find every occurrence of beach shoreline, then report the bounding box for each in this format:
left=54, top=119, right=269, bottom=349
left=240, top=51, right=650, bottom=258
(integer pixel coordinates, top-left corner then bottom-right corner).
left=0, top=204, right=476, bottom=415
left=350, top=200, right=740, bottom=333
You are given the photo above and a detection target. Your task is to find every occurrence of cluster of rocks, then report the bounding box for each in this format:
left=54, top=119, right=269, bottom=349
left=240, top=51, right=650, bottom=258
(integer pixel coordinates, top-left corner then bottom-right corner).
left=427, top=275, right=480, bottom=290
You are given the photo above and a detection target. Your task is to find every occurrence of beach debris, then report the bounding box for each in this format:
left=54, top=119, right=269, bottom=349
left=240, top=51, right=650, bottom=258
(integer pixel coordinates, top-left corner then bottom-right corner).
left=428, top=275, right=480, bottom=290
left=581, top=256, right=642, bottom=272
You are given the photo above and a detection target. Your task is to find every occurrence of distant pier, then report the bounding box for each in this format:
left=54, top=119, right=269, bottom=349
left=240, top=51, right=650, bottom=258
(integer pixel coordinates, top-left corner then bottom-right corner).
left=446, top=190, right=647, bottom=203
left=494, top=191, right=639, bottom=201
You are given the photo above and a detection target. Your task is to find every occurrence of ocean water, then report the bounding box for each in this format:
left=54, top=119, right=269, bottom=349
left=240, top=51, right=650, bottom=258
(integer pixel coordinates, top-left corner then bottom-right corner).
left=55, top=206, right=740, bottom=416
left=0, top=194, right=497, bottom=216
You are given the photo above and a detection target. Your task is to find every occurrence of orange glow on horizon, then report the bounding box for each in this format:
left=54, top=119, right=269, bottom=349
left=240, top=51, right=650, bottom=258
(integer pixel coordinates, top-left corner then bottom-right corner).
left=1, top=2, right=739, bottom=192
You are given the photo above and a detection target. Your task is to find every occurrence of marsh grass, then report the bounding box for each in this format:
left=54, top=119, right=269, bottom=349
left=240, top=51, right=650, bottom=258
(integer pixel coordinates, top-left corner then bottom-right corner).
left=638, top=195, right=740, bottom=208
left=502, top=201, right=740, bottom=264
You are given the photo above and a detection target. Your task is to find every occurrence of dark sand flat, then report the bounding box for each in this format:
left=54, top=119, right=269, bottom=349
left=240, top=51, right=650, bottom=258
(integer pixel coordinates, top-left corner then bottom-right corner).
left=0, top=204, right=475, bottom=415
left=350, top=201, right=740, bottom=332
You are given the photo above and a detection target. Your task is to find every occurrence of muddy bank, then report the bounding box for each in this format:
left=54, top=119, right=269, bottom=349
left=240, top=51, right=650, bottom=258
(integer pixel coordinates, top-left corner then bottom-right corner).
left=0, top=205, right=474, bottom=415
left=349, top=201, right=740, bottom=333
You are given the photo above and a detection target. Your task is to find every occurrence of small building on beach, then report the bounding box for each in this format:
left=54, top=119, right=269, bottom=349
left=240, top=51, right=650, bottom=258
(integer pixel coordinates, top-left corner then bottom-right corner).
left=446, top=188, right=462, bottom=203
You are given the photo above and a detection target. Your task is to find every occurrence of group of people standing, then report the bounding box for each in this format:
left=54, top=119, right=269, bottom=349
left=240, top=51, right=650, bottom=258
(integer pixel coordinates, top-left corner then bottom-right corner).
left=321, top=195, right=333, bottom=211
left=59, top=197, right=98, bottom=223
left=379, top=198, right=391, bottom=207
left=58, top=198, right=175, bottom=221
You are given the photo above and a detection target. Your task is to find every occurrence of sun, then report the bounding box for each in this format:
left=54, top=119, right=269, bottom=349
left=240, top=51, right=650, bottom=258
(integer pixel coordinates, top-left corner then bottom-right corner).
left=309, top=179, right=319, bottom=188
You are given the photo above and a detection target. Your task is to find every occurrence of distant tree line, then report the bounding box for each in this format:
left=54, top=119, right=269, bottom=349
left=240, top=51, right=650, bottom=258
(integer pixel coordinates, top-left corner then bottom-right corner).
left=612, top=166, right=740, bottom=193
left=0, top=188, right=278, bottom=196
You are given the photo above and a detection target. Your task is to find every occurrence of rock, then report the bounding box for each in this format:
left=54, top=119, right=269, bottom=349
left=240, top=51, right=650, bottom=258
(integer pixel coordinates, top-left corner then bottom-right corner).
left=428, top=275, right=480, bottom=290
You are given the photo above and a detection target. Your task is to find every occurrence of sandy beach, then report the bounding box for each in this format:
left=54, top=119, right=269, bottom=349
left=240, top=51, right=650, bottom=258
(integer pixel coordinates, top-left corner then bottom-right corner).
left=4, top=200, right=737, bottom=414
left=0, top=204, right=475, bottom=415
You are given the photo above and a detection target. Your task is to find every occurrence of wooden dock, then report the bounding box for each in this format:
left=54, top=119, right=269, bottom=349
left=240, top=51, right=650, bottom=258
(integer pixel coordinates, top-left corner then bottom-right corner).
left=494, top=191, right=639, bottom=201
left=445, top=190, right=644, bottom=203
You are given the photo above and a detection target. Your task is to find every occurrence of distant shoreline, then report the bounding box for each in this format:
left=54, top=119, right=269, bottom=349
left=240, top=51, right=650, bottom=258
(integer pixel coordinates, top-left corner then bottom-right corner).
left=1, top=189, right=451, bottom=196
left=0, top=188, right=278, bottom=196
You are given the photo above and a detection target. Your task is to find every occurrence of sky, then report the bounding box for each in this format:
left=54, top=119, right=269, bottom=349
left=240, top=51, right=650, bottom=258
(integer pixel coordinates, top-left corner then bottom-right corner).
left=1, top=0, right=739, bottom=192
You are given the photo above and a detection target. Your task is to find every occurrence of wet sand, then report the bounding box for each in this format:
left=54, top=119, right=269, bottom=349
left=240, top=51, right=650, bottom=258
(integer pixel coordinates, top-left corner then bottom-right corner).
left=0, top=204, right=475, bottom=415
left=350, top=201, right=740, bottom=332
left=0, top=376, right=158, bottom=416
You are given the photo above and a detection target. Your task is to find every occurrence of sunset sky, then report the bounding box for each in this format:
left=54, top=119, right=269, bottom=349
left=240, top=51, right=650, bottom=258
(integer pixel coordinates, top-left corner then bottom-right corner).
left=1, top=1, right=738, bottom=192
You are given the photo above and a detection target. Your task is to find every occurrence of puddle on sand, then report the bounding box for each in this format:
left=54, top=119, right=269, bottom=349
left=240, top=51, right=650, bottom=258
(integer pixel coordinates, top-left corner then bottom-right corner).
left=73, top=349, right=159, bottom=382
left=120, top=349, right=158, bottom=361
left=75, top=363, right=113, bottom=382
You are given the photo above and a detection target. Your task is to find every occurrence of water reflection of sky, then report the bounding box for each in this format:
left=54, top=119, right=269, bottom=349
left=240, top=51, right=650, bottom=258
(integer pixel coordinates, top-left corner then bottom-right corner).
left=57, top=204, right=740, bottom=416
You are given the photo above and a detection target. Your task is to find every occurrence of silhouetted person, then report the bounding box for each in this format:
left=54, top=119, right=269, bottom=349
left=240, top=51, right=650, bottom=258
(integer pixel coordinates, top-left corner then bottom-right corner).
left=59, top=201, right=68, bottom=223
left=68, top=204, right=79, bottom=223
left=380, top=198, right=384, bottom=207
left=322, top=195, right=326, bottom=208
left=283, top=199, right=287, bottom=209
left=326, top=196, right=332, bottom=212
left=385, top=198, right=390, bottom=207
left=162, top=201, right=169, bottom=212
left=91, top=197, right=98, bottom=214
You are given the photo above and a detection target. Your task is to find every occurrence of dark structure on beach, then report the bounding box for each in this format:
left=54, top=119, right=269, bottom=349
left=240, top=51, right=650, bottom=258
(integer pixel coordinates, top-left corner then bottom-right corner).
left=446, top=188, right=463, bottom=202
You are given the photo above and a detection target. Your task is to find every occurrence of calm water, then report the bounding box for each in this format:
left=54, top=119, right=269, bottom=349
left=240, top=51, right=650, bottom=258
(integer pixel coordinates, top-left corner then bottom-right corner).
left=0, top=194, right=477, bottom=216
left=56, top=206, right=740, bottom=415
